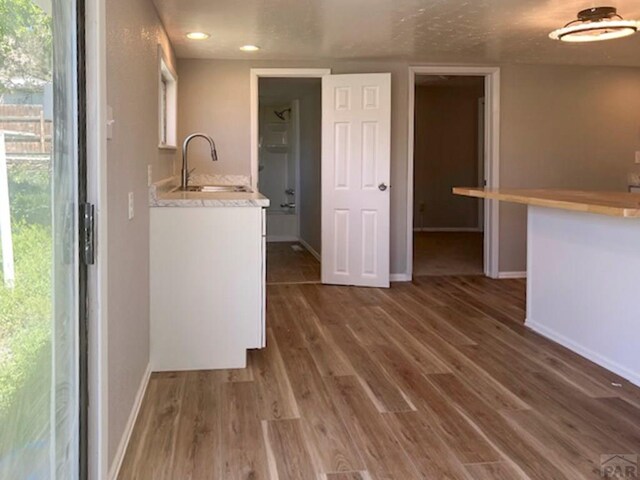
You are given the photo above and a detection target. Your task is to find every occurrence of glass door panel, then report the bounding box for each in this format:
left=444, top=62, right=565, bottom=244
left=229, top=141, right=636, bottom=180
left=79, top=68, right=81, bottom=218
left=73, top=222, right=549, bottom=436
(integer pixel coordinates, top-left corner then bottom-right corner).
left=0, top=0, right=83, bottom=477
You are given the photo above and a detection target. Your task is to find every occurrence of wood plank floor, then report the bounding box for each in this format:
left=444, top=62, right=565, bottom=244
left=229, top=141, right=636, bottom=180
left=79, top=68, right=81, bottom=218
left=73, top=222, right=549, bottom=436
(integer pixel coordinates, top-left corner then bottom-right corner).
left=118, top=276, right=640, bottom=479
left=413, top=232, right=483, bottom=276
left=266, top=242, right=320, bottom=285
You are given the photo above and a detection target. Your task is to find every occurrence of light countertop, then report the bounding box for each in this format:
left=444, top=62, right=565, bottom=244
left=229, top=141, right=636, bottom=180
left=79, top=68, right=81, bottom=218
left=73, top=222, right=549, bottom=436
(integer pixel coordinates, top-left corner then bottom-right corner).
left=149, top=175, right=270, bottom=208
left=453, top=188, right=640, bottom=218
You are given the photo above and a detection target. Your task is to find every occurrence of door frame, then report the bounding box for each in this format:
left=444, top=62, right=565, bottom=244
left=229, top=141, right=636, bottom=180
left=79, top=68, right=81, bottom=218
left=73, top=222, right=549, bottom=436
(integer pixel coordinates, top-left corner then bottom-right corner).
left=85, top=0, right=109, bottom=478
left=406, top=66, right=501, bottom=279
left=250, top=68, right=331, bottom=190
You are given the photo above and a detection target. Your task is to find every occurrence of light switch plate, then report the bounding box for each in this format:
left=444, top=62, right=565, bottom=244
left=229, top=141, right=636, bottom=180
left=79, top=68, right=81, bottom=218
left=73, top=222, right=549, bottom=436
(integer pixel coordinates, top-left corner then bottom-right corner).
left=147, top=165, right=153, bottom=186
left=635, top=151, right=640, bottom=164
left=128, top=192, right=134, bottom=220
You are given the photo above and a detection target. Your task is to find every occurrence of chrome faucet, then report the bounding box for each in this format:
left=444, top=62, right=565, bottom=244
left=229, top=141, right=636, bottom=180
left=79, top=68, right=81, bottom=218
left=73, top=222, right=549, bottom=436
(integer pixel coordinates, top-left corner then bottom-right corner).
left=181, top=133, right=218, bottom=190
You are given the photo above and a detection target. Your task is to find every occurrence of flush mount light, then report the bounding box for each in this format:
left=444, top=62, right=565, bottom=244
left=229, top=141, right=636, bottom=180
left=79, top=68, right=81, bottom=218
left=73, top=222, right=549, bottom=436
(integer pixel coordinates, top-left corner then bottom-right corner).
left=549, top=7, right=638, bottom=42
left=240, top=44, right=260, bottom=52
left=186, top=32, right=210, bottom=40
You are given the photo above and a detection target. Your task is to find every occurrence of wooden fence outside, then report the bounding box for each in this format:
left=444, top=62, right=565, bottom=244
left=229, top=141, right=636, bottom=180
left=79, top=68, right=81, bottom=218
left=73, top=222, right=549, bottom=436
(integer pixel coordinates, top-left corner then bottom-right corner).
left=0, top=105, right=52, bottom=162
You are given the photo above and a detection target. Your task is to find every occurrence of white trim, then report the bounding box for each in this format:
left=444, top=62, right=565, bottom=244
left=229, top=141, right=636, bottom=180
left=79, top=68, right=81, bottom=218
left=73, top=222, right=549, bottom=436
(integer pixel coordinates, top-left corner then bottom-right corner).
left=526, top=319, right=640, bottom=388
left=157, top=46, right=178, bottom=149
left=266, top=235, right=300, bottom=242
left=413, top=227, right=483, bottom=233
left=250, top=68, right=331, bottom=189
left=498, top=271, right=527, bottom=279
left=298, top=237, right=321, bottom=262
left=390, top=273, right=412, bottom=282
left=406, top=66, right=501, bottom=281
left=108, top=364, right=151, bottom=480
left=292, top=99, right=301, bottom=240
left=86, top=0, right=109, bottom=478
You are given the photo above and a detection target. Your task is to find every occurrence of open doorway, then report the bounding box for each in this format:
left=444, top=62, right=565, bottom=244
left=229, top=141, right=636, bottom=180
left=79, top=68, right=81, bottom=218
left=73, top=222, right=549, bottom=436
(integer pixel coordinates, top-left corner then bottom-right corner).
left=257, top=77, right=322, bottom=284
left=413, top=75, right=485, bottom=276
left=407, top=66, right=500, bottom=279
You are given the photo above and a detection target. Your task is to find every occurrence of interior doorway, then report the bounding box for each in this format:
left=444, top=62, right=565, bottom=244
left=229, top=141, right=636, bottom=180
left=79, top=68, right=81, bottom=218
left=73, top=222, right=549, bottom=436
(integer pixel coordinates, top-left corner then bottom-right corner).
left=257, top=77, right=322, bottom=284
left=407, top=66, right=500, bottom=279
left=252, top=69, right=393, bottom=287
left=413, top=75, right=485, bottom=276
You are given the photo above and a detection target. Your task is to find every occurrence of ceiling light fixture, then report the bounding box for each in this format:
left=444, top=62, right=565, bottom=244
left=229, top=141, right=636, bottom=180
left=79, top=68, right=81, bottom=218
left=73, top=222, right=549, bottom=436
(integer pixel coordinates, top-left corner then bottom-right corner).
left=240, top=44, right=260, bottom=52
left=186, top=32, right=210, bottom=40
left=549, top=7, right=638, bottom=42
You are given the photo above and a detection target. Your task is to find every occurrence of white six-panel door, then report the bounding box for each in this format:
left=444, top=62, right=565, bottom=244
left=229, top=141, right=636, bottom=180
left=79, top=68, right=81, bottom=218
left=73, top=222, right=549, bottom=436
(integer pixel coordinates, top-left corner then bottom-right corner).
left=322, top=73, right=391, bottom=287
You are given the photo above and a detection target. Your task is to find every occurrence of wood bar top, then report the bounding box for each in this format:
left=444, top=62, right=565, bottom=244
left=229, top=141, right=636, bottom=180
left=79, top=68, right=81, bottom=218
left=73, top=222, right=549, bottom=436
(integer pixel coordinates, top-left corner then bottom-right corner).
left=453, top=188, right=640, bottom=218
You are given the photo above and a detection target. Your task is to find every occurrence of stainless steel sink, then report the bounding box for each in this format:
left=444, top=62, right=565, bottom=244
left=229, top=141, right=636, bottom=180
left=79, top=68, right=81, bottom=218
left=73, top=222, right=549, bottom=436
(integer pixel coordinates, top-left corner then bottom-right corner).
left=173, top=185, right=251, bottom=193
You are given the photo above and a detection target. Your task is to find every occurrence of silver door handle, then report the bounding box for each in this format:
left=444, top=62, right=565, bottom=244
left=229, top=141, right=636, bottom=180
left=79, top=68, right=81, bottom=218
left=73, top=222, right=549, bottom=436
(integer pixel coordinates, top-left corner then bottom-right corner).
left=378, top=183, right=388, bottom=191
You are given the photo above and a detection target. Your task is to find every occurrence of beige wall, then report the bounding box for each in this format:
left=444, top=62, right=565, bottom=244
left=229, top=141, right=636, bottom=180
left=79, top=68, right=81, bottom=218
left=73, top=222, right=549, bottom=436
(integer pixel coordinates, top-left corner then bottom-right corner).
left=177, top=59, right=409, bottom=274
left=106, top=0, right=176, bottom=466
left=413, top=83, right=484, bottom=229
left=176, top=59, right=640, bottom=275
left=499, top=64, right=640, bottom=271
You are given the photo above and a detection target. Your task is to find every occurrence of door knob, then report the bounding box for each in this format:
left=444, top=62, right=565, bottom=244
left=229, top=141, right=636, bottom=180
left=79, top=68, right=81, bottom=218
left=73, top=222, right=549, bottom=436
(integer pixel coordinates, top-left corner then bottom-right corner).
left=378, top=183, right=388, bottom=191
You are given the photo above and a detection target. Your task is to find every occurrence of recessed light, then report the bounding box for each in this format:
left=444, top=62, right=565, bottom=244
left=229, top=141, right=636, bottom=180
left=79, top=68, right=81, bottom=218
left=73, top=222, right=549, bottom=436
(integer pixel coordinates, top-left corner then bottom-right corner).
left=240, top=44, right=260, bottom=52
left=549, top=7, right=638, bottom=43
left=186, top=32, right=210, bottom=40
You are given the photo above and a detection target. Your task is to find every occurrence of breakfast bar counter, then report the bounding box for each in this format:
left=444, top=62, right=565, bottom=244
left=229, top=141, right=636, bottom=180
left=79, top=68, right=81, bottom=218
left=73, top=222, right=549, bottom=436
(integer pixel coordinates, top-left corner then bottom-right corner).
left=454, top=188, right=640, bottom=387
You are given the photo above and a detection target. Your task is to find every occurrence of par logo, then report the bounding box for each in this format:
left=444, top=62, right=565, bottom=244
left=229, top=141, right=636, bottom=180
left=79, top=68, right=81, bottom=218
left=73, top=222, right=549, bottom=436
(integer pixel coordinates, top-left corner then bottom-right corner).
left=600, top=454, right=638, bottom=478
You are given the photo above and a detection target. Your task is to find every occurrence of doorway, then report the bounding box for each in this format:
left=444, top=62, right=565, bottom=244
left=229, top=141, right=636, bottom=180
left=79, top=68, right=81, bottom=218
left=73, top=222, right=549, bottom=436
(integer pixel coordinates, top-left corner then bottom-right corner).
left=413, top=75, right=485, bottom=276
left=252, top=69, right=393, bottom=288
left=407, top=66, right=500, bottom=279
left=257, top=77, right=322, bottom=284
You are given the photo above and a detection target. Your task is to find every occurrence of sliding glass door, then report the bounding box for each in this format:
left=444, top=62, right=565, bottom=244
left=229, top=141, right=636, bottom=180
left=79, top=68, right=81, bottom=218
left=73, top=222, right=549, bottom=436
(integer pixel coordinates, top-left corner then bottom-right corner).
left=0, top=0, right=85, bottom=477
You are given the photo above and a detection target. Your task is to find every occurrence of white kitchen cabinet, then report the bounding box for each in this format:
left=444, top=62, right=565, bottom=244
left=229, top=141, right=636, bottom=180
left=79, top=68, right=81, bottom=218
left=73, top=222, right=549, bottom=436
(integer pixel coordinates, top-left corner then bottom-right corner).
left=150, top=206, right=266, bottom=371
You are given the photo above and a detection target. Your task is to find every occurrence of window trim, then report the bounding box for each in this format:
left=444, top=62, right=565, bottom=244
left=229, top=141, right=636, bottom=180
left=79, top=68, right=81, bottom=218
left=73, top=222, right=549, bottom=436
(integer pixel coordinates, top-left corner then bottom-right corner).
left=157, top=46, right=177, bottom=150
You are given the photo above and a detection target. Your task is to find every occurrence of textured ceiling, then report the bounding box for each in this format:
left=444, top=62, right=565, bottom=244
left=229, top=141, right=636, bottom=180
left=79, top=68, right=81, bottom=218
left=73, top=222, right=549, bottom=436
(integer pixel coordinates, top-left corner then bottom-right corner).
left=153, top=0, right=640, bottom=66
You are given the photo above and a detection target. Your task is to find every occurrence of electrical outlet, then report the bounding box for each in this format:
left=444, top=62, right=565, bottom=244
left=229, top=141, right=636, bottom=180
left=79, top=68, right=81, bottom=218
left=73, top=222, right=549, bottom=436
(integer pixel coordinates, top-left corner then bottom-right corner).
left=635, top=151, right=640, bottom=164
left=128, top=192, right=134, bottom=220
left=147, top=165, right=153, bottom=186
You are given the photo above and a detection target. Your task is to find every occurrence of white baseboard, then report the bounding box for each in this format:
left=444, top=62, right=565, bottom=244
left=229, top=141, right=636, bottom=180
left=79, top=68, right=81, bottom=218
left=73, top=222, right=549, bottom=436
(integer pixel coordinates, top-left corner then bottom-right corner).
left=526, top=319, right=640, bottom=388
left=108, top=363, right=152, bottom=480
left=390, top=273, right=411, bottom=282
left=298, top=238, right=321, bottom=262
left=413, top=227, right=483, bottom=233
left=266, top=235, right=299, bottom=242
left=498, top=271, right=527, bottom=279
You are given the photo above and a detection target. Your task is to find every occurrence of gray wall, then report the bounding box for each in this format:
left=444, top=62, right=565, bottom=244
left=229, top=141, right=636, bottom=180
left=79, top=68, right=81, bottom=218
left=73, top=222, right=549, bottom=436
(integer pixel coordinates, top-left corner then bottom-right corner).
left=177, top=59, right=409, bottom=274
left=413, top=83, right=484, bottom=229
left=298, top=86, right=322, bottom=254
left=499, top=64, right=640, bottom=271
left=106, top=0, right=176, bottom=466
left=176, top=59, right=640, bottom=275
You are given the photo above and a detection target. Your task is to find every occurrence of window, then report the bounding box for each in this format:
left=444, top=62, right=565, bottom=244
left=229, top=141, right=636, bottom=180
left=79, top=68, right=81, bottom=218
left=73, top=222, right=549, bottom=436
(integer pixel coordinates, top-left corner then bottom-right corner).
left=158, top=47, right=177, bottom=148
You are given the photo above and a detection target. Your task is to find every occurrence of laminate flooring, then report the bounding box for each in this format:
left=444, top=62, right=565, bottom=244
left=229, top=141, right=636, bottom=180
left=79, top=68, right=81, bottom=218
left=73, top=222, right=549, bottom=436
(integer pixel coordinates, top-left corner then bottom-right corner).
left=267, top=242, right=320, bottom=285
left=119, top=276, right=640, bottom=479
